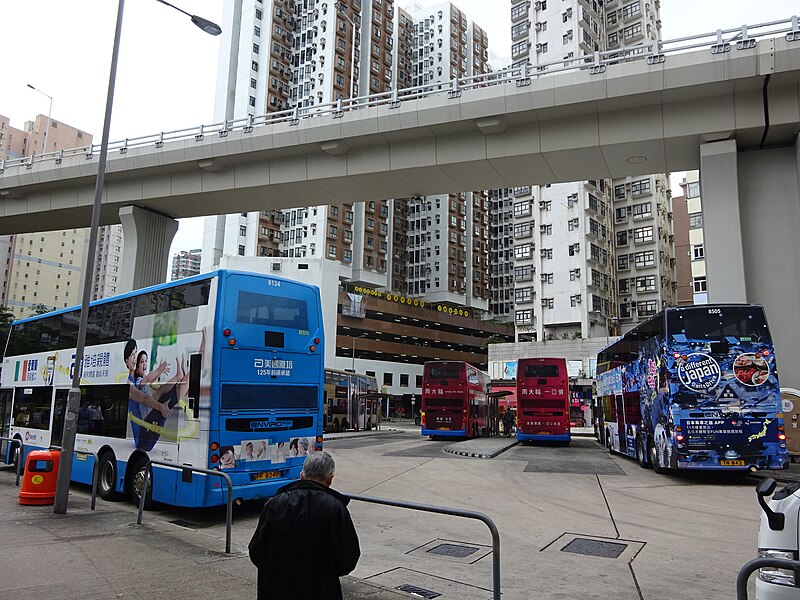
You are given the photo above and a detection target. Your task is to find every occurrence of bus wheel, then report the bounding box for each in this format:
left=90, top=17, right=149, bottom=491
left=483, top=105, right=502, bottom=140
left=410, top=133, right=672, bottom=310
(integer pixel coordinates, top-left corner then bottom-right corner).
left=98, top=451, right=119, bottom=501
left=341, top=419, right=349, bottom=431
left=649, top=441, right=666, bottom=475
left=333, top=419, right=340, bottom=433
left=129, top=456, right=154, bottom=509
left=637, top=437, right=650, bottom=469
left=365, top=420, right=372, bottom=431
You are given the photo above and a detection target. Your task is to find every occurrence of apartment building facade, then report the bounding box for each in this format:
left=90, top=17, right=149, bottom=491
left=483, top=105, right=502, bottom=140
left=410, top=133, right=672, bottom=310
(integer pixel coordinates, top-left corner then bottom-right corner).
left=0, top=113, right=122, bottom=316
left=506, top=0, right=675, bottom=341
left=170, top=248, right=203, bottom=281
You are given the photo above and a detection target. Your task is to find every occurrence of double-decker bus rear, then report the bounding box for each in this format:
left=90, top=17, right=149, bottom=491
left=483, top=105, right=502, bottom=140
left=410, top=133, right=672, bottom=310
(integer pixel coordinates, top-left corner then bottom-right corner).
left=212, top=271, right=324, bottom=505
left=516, top=358, right=570, bottom=444
left=421, top=361, right=491, bottom=438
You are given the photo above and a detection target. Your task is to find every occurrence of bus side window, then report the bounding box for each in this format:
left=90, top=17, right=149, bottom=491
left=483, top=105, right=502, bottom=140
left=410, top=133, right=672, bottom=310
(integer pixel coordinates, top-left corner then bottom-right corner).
left=188, top=354, right=201, bottom=419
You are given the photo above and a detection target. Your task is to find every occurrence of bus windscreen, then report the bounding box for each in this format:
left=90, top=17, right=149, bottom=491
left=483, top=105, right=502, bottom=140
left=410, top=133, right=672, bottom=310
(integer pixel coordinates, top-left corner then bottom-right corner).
left=666, top=306, right=770, bottom=343
left=523, top=364, right=560, bottom=378
left=237, top=291, right=308, bottom=330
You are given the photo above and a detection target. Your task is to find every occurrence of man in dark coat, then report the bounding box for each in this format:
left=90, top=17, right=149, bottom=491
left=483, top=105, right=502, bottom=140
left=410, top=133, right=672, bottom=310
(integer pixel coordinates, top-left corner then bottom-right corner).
left=249, top=451, right=360, bottom=599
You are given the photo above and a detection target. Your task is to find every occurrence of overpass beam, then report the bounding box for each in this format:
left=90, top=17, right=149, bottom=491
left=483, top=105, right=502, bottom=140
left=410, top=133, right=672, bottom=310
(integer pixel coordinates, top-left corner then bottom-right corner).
left=119, top=205, right=178, bottom=292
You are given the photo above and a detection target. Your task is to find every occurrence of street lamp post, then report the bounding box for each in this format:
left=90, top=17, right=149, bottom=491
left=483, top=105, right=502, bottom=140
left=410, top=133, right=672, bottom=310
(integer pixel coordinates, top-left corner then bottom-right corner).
left=26, top=84, right=53, bottom=155
left=334, top=2, right=358, bottom=99
left=53, top=0, right=220, bottom=515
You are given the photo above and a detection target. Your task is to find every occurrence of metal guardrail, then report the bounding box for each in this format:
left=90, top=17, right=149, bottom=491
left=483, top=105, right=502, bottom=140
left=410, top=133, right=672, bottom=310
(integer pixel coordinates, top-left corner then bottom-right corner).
left=48, top=446, right=101, bottom=510
left=345, top=492, right=501, bottom=600
left=137, top=459, right=233, bottom=554
left=736, top=557, right=800, bottom=600
left=0, top=436, right=24, bottom=486
left=0, top=16, right=797, bottom=177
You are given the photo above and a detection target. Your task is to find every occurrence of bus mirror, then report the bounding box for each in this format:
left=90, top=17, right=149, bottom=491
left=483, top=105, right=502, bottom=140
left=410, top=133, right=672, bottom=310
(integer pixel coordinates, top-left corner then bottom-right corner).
left=756, top=477, right=785, bottom=531
left=757, top=478, right=776, bottom=497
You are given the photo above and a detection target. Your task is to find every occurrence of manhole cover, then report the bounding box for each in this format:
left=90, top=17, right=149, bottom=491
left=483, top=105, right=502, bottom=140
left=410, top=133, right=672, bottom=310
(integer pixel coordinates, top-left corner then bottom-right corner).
left=561, top=538, right=627, bottom=558
left=396, top=584, right=441, bottom=599
left=426, top=543, right=479, bottom=558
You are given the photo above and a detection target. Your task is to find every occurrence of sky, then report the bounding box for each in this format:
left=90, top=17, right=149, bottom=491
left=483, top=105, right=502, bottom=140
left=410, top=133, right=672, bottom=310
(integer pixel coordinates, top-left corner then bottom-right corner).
left=0, top=0, right=796, bottom=255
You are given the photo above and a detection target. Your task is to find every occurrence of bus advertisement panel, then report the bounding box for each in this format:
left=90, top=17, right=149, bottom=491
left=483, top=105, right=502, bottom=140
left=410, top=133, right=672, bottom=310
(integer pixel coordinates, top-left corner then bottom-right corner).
left=421, top=361, right=492, bottom=439
left=516, top=358, right=570, bottom=443
left=1, top=270, right=325, bottom=507
left=323, top=369, right=380, bottom=432
left=597, top=304, right=788, bottom=472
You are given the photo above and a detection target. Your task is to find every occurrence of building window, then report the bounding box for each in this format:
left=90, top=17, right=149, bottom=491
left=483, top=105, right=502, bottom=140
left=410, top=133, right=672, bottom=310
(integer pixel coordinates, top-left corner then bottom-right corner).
left=416, top=375, right=423, bottom=387
left=400, top=374, right=409, bottom=387
left=692, top=244, right=705, bottom=260
left=634, top=250, right=655, bottom=268
left=616, top=231, right=628, bottom=247
left=515, top=287, right=533, bottom=303
left=514, top=244, right=533, bottom=260
left=632, top=202, right=651, bottom=219
left=693, top=276, right=707, bottom=293
left=638, top=300, right=657, bottom=316
left=515, top=309, right=533, bottom=325
left=687, top=182, right=700, bottom=198
left=631, top=179, right=650, bottom=196
left=383, top=372, right=393, bottom=386
left=514, top=265, right=533, bottom=281
left=636, top=275, right=656, bottom=292
left=689, top=214, right=704, bottom=229
left=513, top=201, right=532, bottom=217
left=240, top=225, right=247, bottom=237
left=633, top=226, right=653, bottom=243
left=238, top=245, right=245, bottom=256
left=328, top=244, right=337, bottom=258
left=619, top=279, right=630, bottom=294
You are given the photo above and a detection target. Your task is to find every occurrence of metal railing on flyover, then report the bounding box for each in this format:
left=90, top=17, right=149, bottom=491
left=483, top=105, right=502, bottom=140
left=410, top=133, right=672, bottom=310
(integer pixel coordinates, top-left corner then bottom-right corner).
left=736, top=557, right=800, bottom=600
left=136, top=459, right=233, bottom=554
left=0, top=436, right=24, bottom=486
left=345, top=492, right=501, bottom=600
left=0, top=16, right=798, bottom=176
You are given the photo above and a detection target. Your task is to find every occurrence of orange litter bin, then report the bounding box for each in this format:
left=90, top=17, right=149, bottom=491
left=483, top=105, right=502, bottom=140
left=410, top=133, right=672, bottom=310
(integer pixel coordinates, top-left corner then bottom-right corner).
left=19, top=449, right=60, bottom=505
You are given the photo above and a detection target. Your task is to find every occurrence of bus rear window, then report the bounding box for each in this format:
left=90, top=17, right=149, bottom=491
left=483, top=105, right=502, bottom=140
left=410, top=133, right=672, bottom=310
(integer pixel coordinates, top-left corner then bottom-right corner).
left=523, top=364, right=560, bottom=378
left=236, top=291, right=308, bottom=330
left=221, top=384, right=318, bottom=410
left=667, top=306, right=771, bottom=343
left=424, top=397, right=463, bottom=407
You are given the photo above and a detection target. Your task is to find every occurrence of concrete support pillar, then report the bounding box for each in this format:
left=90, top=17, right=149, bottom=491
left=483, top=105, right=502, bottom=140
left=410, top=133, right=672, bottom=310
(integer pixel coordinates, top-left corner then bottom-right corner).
left=736, top=140, right=800, bottom=389
left=701, top=137, right=800, bottom=388
left=119, top=206, right=178, bottom=292
left=700, top=140, right=748, bottom=302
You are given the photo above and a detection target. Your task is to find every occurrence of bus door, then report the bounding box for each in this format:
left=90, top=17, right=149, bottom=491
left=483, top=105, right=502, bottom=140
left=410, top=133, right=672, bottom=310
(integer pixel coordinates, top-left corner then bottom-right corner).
left=50, top=389, right=69, bottom=448
left=0, top=389, right=12, bottom=439
left=615, top=394, right=625, bottom=452
left=0, top=389, right=12, bottom=462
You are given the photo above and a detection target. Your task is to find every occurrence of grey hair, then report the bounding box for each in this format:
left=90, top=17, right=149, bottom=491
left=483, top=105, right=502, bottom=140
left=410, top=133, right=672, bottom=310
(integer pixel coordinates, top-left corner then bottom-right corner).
left=301, top=450, right=335, bottom=482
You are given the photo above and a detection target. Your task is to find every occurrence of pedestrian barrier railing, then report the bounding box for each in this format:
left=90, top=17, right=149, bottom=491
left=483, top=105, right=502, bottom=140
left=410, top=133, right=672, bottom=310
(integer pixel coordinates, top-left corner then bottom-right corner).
left=136, top=459, right=233, bottom=554
left=345, top=492, right=501, bottom=600
left=0, top=16, right=797, bottom=177
left=46, top=446, right=101, bottom=510
left=0, top=437, right=24, bottom=486
left=736, top=557, right=800, bottom=599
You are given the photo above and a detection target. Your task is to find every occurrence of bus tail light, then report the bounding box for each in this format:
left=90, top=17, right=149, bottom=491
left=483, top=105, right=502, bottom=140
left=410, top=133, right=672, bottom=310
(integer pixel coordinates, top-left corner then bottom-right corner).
left=223, top=328, right=231, bottom=337
left=210, top=454, right=220, bottom=464
left=676, top=434, right=684, bottom=442
left=228, top=338, right=236, bottom=346
left=309, top=345, right=316, bottom=352
left=210, top=442, right=219, bottom=451
left=316, top=436, right=323, bottom=444
left=779, top=433, right=786, bottom=440
left=314, top=337, right=320, bottom=344
left=762, top=349, right=770, bottom=356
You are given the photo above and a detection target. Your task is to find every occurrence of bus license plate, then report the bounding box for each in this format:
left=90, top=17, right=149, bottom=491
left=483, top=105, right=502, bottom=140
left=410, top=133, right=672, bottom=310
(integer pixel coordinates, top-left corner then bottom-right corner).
left=252, top=471, right=280, bottom=481
left=437, top=427, right=450, bottom=431
left=537, top=431, right=551, bottom=435
left=719, top=460, right=745, bottom=466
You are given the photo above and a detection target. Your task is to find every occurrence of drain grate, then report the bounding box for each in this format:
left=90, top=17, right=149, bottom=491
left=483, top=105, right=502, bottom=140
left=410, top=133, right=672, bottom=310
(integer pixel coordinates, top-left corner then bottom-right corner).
left=396, top=584, right=441, bottom=599
left=426, top=543, right=479, bottom=558
left=561, top=537, right=628, bottom=558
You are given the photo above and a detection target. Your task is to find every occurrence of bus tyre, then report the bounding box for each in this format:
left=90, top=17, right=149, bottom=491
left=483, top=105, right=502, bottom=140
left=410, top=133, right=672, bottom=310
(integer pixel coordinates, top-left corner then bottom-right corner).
left=333, top=419, right=340, bottom=433
left=129, top=456, right=154, bottom=510
left=649, top=441, right=666, bottom=475
left=366, top=419, right=372, bottom=431
left=98, top=451, right=119, bottom=501
left=341, top=419, right=349, bottom=432
left=637, top=437, right=650, bottom=469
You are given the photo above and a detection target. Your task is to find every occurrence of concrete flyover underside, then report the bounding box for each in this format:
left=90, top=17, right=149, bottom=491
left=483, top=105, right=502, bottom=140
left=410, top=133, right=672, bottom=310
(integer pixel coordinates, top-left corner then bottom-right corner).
left=0, top=37, right=798, bottom=234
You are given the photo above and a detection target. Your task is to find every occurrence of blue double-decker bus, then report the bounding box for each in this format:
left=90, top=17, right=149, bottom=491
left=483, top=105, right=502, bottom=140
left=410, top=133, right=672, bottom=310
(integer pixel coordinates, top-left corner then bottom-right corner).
left=0, top=270, right=324, bottom=507
left=596, top=304, right=788, bottom=473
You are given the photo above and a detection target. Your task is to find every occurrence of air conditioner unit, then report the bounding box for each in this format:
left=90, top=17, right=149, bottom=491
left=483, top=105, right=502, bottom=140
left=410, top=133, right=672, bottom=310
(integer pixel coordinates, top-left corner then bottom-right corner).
left=535, top=22, right=543, bottom=31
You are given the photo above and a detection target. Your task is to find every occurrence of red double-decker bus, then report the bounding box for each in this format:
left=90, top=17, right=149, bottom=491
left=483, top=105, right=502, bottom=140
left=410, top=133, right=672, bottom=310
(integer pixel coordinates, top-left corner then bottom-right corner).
left=516, top=357, right=570, bottom=444
left=420, top=361, right=492, bottom=439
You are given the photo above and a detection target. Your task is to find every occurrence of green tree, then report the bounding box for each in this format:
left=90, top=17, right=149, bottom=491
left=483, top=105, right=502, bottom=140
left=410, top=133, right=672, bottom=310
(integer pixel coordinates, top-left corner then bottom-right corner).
left=30, top=303, right=51, bottom=316
left=0, top=305, right=16, bottom=358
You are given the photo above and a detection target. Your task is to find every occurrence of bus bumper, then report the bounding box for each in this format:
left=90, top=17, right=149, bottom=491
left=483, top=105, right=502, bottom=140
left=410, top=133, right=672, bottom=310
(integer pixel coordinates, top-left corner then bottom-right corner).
left=518, top=432, right=570, bottom=443
left=421, top=428, right=465, bottom=438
